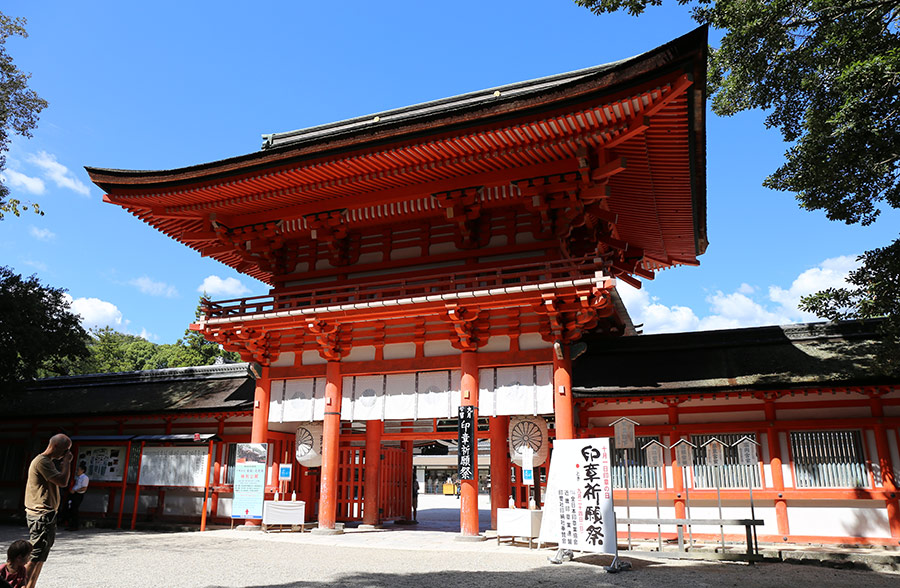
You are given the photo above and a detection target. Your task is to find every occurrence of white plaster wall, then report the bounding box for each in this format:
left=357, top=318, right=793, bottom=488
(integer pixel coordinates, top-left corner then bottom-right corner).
left=867, top=429, right=882, bottom=487
left=302, top=350, right=327, bottom=365
left=787, top=503, right=891, bottom=538
left=345, top=345, right=376, bottom=362
left=383, top=342, right=416, bottom=360
left=163, top=494, right=205, bottom=516
left=518, top=333, right=551, bottom=350
left=480, top=335, right=510, bottom=353
left=889, top=428, right=900, bottom=485
left=679, top=411, right=766, bottom=424
left=217, top=496, right=233, bottom=517
left=389, top=246, right=421, bottom=261
left=270, top=352, right=295, bottom=367
left=779, top=433, right=794, bottom=488
left=778, top=407, right=870, bottom=420
left=424, top=340, right=459, bottom=357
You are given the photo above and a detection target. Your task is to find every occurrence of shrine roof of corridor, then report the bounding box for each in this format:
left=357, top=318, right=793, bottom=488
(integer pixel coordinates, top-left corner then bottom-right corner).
left=572, top=319, right=900, bottom=397
left=5, top=363, right=256, bottom=419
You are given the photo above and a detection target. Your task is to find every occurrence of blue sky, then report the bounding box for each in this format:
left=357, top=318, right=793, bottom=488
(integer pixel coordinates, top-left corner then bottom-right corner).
left=2, top=2, right=897, bottom=343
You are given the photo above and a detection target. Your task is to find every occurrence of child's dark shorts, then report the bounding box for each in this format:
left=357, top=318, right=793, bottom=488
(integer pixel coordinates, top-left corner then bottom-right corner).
left=25, top=511, right=57, bottom=562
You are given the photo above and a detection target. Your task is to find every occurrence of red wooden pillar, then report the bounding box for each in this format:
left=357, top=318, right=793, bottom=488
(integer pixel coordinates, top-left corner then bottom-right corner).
left=460, top=350, right=480, bottom=536
left=363, top=420, right=383, bottom=526
left=553, top=343, right=575, bottom=440
left=489, top=415, right=510, bottom=529
left=764, top=398, right=790, bottom=538
left=668, top=402, right=686, bottom=519
left=317, top=360, right=343, bottom=531
left=870, top=393, right=900, bottom=538
left=251, top=367, right=271, bottom=444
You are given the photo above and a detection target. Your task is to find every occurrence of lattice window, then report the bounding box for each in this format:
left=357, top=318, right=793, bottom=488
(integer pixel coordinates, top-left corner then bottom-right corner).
left=790, top=430, right=869, bottom=488
left=611, top=436, right=660, bottom=489
left=690, top=433, right=761, bottom=489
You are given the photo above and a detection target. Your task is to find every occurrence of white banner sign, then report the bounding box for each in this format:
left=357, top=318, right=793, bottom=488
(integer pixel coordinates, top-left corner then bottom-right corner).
left=232, top=443, right=267, bottom=520
left=538, top=438, right=616, bottom=554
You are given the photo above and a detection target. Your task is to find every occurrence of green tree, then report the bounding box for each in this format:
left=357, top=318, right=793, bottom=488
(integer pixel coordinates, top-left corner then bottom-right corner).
left=575, top=0, right=900, bottom=365
left=0, top=11, right=49, bottom=220
left=0, top=266, right=89, bottom=387
left=173, top=295, right=241, bottom=366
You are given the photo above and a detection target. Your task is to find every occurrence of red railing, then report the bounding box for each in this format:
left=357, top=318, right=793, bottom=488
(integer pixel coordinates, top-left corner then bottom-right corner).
left=201, top=256, right=603, bottom=320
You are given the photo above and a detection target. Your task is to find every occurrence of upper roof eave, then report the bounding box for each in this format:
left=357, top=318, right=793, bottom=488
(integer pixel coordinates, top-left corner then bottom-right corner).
left=85, top=26, right=708, bottom=194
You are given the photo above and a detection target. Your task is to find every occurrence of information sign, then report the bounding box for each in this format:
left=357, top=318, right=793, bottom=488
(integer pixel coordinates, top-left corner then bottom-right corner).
left=278, top=463, right=293, bottom=481
left=232, top=443, right=267, bottom=520
left=538, top=437, right=616, bottom=555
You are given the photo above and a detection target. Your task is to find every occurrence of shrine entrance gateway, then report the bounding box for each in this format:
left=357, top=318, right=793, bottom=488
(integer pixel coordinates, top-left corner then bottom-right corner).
left=89, top=29, right=708, bottom=536
left=267, top=363, right=558, bottom=530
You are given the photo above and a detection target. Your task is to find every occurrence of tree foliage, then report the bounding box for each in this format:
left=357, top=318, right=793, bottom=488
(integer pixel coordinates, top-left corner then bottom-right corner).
left=576, top=0, right=900, bottom=362
left=36, top=298, right=241, bottom=378
left=0, top=11, right=49, bottom=220
left=0, top=266, right=89, bottom=387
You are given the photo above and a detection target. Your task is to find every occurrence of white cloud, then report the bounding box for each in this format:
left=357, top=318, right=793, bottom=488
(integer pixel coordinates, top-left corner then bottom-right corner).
left=29, top=226, right=56, bottom=241
left=619, top=256, right=859, bottom=334
left=0, top=169, right=46, bottom=195
left=65, top=294, right=126, bottom=331
left=617, top=283, right=700, bottom=334
left=769, top=255, right=859, bottom=321
left=138, top=328, right=159, bottom=341
left=198, top=275, right=250, bottom=297
left=26, top=151, right=91, bottom=196
left=698, top=291, right=791, bottom=331
left=22, top=258, right=48, bottom=272
left=130, top=276, right=178, bottom=298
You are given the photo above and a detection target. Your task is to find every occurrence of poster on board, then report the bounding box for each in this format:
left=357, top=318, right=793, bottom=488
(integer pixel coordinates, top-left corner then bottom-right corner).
left=77, top=446, right=124, bottom=482
left=538, top=437, right=617, bottom=555
left=232, top=443, right=267, bottom=520
left=139, top=446, right=209, bottom=487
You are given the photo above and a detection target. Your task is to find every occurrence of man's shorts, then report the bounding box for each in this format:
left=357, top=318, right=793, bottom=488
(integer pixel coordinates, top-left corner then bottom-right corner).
left=25, top=511, right=57, bottom=562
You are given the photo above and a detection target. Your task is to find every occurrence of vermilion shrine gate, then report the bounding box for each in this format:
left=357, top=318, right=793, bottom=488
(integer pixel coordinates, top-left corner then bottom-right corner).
left=88, top=28, right=707, bottom=536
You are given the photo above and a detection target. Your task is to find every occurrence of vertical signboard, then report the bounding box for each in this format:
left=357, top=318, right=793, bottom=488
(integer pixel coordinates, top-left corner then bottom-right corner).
left=521, top=446, right=534, bottom=486
left=613, top=418, right=636, bottom=449
left=457, top=406, right=476, bottom=480
left=736, top=438, right=758, bottom=466
left=705, top=439, right=726, bottom=467
left=538, top=438, right=616, bottom=555
left=232, top=443, right=267, bottom=520
left=644, top=442, right=664, bottom=469
left=673, top=440, right=695, bottom=467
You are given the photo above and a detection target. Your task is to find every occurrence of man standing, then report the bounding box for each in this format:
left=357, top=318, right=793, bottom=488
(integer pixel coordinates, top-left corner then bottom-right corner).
left=24, top=434, right=72, bottom=588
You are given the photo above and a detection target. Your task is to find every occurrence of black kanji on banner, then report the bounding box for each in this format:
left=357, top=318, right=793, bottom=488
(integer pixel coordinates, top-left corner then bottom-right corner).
left=457, top=405, right=476, bottom=480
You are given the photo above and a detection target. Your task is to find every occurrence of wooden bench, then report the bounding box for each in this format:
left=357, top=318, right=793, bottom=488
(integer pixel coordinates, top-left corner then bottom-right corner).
left=619, top=518, right=764, bottom=558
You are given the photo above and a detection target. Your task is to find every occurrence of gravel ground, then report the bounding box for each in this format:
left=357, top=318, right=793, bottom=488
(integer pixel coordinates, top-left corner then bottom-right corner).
left=3, top=495, right=897, bottom=588
left=1, top=524, right=897, bottom=588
